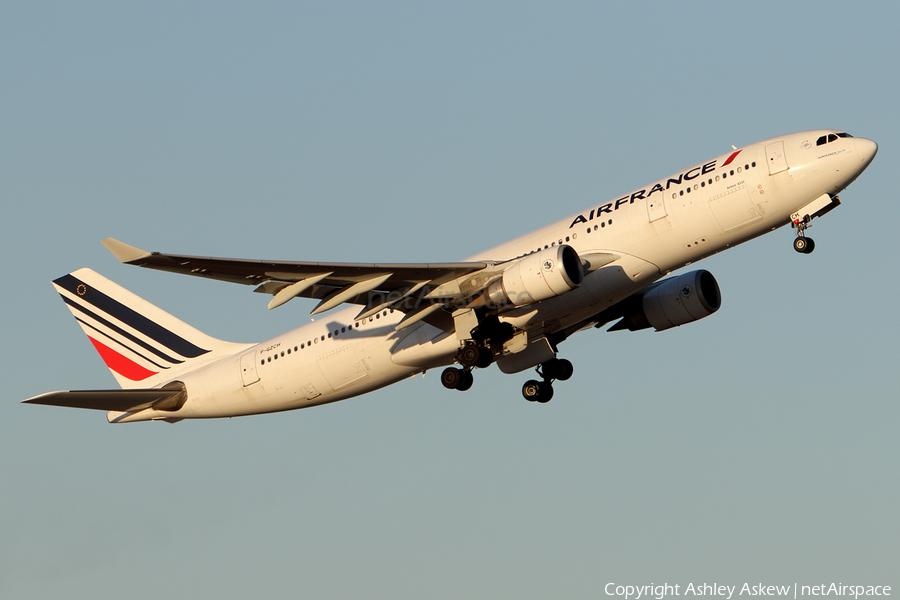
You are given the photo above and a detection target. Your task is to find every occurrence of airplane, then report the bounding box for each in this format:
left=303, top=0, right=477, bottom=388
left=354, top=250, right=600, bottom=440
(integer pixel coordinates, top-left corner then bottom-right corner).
left=24, top=130, right=877, bottom=423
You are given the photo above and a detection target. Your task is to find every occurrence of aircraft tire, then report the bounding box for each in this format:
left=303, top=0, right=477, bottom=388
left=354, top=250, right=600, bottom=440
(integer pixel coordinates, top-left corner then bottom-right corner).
left=522, top=380, right=542, bottom=401
left=459, top=343, right=480, bottom=368
left=441, top=367, right=462, bottom=390
left=474, top=346, right=493, bottom=369
left=793, top=237, right=810, bottom=253
left=536, top=382, right=554, bottom=403
left=457, top=370, right=474, bottom=391
left=556, top=359, right=574, bottom=381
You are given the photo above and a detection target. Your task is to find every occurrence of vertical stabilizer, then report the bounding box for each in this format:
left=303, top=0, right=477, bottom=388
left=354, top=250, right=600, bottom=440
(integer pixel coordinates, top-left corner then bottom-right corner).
left=53, top=268, right=251, bottom=389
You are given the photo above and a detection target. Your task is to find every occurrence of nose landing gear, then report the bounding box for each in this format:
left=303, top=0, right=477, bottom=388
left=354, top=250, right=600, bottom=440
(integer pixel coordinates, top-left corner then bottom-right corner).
left=791, top=207, right=820, bottom=254
left=522, top=357, right=573, bottom=403
left=789, top=193, right=841, bottom=254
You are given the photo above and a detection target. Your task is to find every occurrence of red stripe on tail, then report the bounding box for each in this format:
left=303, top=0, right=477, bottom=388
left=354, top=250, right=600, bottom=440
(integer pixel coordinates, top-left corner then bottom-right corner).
left=88, top=337, right=158, bottom=381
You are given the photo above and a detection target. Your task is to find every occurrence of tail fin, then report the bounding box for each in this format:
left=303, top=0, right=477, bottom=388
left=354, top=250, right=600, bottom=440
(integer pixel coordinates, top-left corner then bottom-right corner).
left=53, top=268, right=251, bottom=389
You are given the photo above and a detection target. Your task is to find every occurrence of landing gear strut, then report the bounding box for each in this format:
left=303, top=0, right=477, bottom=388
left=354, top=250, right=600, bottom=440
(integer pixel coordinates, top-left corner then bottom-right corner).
left=792, top=216, right=815, bottom=254
left=522, top=357, right=573, bottom=403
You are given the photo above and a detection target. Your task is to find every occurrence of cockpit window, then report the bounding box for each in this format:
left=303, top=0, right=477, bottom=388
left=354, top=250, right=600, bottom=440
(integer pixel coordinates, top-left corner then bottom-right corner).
left=816, top=132, right=853, bottom=146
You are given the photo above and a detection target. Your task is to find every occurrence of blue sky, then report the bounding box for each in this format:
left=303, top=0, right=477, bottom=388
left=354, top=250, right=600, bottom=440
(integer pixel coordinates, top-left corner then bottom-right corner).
left=2, top=2, right=898, bottom=598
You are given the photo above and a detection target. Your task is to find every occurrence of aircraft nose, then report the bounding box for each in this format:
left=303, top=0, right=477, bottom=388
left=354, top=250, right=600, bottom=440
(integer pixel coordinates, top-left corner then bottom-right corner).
left=855, top=137, right=878, bottom=168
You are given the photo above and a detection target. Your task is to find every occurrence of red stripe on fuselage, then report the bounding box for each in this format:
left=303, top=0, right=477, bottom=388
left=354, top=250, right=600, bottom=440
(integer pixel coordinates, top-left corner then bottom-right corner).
left=721, top=150, right=742, bottom=167
left=88, top=337, right=158, bottom=381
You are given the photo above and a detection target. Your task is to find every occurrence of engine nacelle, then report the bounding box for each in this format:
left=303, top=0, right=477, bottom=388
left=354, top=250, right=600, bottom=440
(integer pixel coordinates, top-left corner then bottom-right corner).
left=484, top=245, right=584, bottom=308
left=614, top=270, right=721, bottom=332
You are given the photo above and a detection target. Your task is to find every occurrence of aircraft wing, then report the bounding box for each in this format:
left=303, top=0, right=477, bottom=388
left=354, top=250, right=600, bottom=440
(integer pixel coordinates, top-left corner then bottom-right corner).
left=102, top=238, right=492, bottom=323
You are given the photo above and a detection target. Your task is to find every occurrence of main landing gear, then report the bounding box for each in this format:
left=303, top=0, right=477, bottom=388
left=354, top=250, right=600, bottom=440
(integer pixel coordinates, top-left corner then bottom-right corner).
left=441, top=341, right=493, bottom=392
left=521, top=357, right=573, bottom=403
left=440, top=341, right=574, bottom=404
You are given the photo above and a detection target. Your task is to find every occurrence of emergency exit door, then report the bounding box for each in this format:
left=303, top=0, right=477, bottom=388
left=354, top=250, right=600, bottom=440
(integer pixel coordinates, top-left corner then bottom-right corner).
left=765, top=141, right=788, bottom=175
left=240, top=351, right=260, bottom=386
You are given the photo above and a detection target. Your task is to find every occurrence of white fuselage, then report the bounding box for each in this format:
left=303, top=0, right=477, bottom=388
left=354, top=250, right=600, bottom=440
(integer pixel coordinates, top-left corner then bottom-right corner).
left=111, top=130, right=876, bottom=422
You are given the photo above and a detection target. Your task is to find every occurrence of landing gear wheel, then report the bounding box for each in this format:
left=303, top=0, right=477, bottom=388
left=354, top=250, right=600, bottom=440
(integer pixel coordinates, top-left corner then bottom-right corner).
left=442, top=367, right=474, bottom=391
left=459, top=343, right=480, bottom=368
left=522, top=380, right=542, bottom=402
left=457, top=370, right=474, bottom=391
left=556, top=359, right=573, bottom=381
left=542, top=358, right=573, bottom=381
left=522, top=379, right=553, bottom=403
left=459, top=342, right=493, bottom=369
left=793, top=236, right=814, bottom=254
left=474, top=347, right=493, bottom=369
left=441, top=367, right=462, bottom=390
left=536, top=381, right=554, bottom=403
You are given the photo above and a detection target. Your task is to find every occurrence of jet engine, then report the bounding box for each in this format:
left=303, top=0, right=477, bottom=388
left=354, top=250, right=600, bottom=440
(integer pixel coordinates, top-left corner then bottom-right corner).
left=611, top=270, right=721, bottom=332
left=483, top=245, right=584, bottom=308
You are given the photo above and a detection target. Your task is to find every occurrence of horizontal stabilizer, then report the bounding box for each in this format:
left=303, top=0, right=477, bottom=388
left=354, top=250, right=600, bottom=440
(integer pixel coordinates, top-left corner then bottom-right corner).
left=23, top=382, right=187, bottom=412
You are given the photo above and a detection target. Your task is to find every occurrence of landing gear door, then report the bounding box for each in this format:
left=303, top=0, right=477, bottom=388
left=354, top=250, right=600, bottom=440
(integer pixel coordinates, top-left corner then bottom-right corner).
left=765, top=141, right=788, bottom=175
left=240, top=351, right=260, bottom=386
